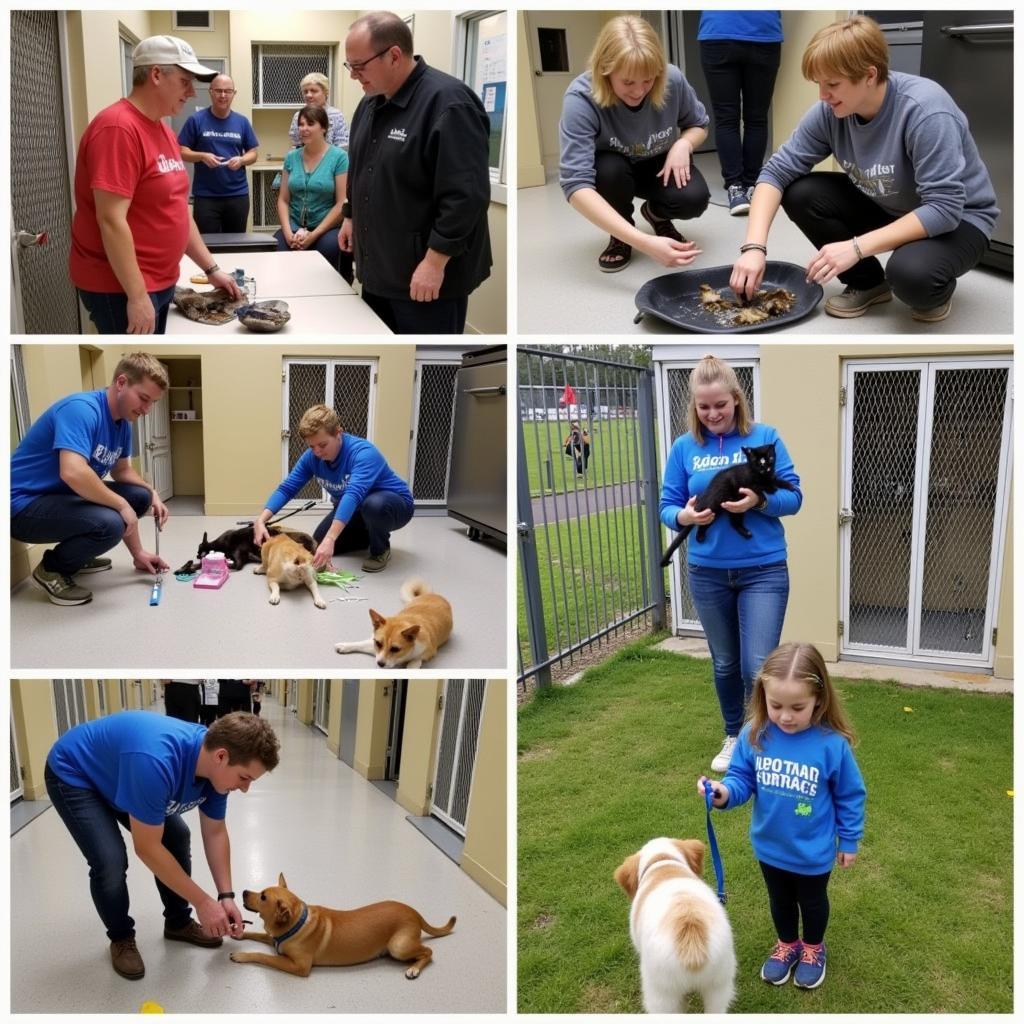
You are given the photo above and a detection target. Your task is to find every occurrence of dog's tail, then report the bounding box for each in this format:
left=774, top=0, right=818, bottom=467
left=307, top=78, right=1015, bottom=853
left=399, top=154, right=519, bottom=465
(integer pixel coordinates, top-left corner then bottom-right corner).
left=400, top=578, right=432, bottom=604
left=420, top=914, right=456, bottom=937
left=672, top=905, right=710, bottom=971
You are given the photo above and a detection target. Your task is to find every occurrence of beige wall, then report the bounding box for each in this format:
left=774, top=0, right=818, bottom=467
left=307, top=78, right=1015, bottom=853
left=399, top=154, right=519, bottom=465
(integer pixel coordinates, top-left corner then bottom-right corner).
left=396, top=680, right=444, bottom=814
left=11, top=681, right=58, bottom=801
left=517, top=12, right=545, bottom=188
left=353, top=679, right=392, bottom=778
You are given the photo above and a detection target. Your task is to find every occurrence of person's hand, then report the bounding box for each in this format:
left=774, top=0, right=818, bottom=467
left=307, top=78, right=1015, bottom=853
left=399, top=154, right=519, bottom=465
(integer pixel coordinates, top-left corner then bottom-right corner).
left=150, top=495, right=169, bottom=529
left=697, top=775, right=729, bottom=807
left=207, top=268, right=244, bottom=300
left=677, top=496, right=714, bottom=528
left=253, top=521, right=271, bottom=547
left=642, top=236, right=702, bottom=268
left=196, top=896, right=232, bottom=939
left=806, top=239, right=860, bottom=285
left=658, top=138, right=693, bottom=189
left=295, top=230, right=316, bottom=251
left=836, top=851, right=857, bottom=868
left=132, top=550, right=170, bottom=575
left=221, top=897, right=245, bottom=937
left=338, top=218, right=353, bottom=253
left=126, top=293, right=156, bottom=335
left=720, top=487, right=761, bottom=514
left=200, top=152, right=225, bottom=169
left=119, top=503, right=140, bottom=541
left=312, top=538, right=335, bottom=571
left=225, top=156, right=243, bottom=171
left=730, top=249, right=767, bottom=301
left=410, top=256, right=445, bottom=302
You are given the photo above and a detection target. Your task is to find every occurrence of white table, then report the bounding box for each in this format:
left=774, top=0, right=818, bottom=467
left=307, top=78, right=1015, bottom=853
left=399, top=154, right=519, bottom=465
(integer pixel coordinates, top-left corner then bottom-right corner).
left=169, top=250, right=391, bottom=334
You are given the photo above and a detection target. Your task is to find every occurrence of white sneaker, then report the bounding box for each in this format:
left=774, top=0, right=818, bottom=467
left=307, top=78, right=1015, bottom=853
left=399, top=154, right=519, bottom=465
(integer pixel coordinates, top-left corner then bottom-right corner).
left=711, top=735, right=738, bottom=773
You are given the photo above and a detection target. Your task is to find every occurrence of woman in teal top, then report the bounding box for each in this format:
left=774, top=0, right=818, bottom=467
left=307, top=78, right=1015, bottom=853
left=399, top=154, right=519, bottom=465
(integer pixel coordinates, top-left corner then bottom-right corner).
left=275, top=104, right=351, bottom=282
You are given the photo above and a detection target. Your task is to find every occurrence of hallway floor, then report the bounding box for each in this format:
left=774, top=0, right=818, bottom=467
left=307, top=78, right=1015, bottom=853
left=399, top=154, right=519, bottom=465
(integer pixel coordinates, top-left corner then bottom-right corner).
left=10, top=697, right=507, bottom=1013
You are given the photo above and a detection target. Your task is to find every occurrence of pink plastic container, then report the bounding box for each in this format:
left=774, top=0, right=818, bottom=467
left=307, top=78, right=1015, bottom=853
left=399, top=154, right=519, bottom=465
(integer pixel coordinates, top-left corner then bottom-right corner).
left=193, top=551, right=229, bottom=589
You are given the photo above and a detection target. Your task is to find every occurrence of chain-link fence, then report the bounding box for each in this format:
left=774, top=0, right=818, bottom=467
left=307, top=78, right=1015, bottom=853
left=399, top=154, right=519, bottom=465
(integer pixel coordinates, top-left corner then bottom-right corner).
left=252, top=44, right=333, bottom=106
left=411, top=361, right=459, bottom=503
left=252, top=171, right=282, bottom=231
left=517, top=348, right=664, bottom=694
left=432, top=680, right=486, bottom=834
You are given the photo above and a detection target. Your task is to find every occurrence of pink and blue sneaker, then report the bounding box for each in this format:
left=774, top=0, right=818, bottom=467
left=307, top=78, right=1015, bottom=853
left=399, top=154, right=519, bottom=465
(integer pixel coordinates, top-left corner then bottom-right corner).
left=760, top=939, right=802, bottom=984
left=793, top=940, right=827, bottom=989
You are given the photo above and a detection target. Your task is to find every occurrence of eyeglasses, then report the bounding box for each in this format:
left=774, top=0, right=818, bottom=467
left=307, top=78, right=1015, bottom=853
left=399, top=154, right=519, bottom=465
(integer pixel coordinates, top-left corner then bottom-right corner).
left=210, top=88, right=236, bottom=95
left=343, top=46, right=392, bottom=73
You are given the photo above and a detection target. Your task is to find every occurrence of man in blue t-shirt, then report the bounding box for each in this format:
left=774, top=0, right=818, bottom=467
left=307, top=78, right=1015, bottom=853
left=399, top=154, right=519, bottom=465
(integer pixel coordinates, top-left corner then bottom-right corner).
left=11, top=352, right=171, bottom=606
left=253, top=403, right=414, bottom=574
left=45, top=709, right=280, bottom=981
left=178, top=74, right=260, bottom=234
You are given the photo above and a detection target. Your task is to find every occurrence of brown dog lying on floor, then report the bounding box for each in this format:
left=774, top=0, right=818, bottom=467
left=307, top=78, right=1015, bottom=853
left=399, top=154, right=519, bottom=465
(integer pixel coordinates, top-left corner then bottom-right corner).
left=229, top=873, right=456, bottom=978
left=254, top=533, right=326, bottom=609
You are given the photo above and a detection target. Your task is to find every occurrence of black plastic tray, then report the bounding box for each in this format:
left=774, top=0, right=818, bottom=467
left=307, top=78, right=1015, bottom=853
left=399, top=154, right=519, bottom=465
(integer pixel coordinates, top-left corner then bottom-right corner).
left=634, top=260, right=823, bottom=332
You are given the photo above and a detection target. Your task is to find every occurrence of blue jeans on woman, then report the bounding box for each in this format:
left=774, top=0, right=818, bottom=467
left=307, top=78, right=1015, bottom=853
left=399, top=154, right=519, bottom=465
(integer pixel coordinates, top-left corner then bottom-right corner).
left=688, top=561, right=790, bottom=735
left=77, top=284, right=177, bottom=335
left=314, top=490, right=414, bottom=557
left=44, top=762, right=194, bottom=941
left=10, top=482, right=153, bottom=576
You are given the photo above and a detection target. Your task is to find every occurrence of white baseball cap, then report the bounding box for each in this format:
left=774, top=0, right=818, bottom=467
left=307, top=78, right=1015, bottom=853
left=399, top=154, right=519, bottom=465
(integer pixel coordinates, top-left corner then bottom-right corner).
left=132, top=35, right=218, bottom=81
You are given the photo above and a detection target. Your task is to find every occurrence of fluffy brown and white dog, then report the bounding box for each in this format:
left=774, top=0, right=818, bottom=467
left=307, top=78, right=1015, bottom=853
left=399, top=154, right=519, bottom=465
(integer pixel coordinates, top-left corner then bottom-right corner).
left=614, top=837, right=736, bottom=1013
left=254, top=533, right=326, bottom=609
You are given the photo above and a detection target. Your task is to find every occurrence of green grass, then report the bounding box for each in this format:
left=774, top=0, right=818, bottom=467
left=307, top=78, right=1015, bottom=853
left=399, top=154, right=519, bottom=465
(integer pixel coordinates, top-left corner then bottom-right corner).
left=518, top=640, right=1013, bottom=1013
left=520, top=419, right=643, bottom=497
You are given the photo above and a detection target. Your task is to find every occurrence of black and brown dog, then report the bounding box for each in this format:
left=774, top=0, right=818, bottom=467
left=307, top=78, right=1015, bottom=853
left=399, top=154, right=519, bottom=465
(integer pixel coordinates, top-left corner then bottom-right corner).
left=176, top=524, right=316, bottom=575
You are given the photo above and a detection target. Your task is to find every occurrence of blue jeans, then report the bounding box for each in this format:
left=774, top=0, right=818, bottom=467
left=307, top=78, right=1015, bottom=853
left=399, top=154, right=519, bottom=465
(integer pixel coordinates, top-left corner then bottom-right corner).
left=44, top=762, right=194, bottom=941
left=11, top=483, right=152, bottom=576
left=78, top=284, right=176, bottom=335
left=314, top=491, right=414, bottom=557
left=688, top=561, right=790, bottom=735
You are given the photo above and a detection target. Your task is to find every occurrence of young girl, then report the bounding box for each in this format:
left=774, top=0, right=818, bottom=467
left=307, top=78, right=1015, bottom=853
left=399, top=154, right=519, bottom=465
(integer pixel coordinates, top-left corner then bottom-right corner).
left=698, top=642, right=866, bottom=990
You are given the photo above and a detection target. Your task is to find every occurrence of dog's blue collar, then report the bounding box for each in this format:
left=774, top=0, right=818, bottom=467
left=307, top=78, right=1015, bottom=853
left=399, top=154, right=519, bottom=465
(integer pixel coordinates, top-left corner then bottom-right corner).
left=273, top=903, right=309, bottom=952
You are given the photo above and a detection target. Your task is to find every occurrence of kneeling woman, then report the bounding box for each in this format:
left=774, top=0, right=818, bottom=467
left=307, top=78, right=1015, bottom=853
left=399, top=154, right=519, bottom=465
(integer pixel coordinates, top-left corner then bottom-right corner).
left=560, top=15, right=710, bottom=273
left=732, top=15, right=998, bottom=322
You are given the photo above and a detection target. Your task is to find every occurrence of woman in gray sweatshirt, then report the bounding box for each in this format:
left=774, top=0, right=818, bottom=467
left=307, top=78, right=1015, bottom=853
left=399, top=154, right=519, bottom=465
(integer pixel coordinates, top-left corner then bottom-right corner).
left=731, top=15, right=998, bottom=322
left=559, top=15, right=710, bottom=273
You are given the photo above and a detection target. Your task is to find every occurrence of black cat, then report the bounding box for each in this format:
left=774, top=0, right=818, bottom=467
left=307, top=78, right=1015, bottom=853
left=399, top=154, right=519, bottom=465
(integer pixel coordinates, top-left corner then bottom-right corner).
left=660, top=442, right=797, bottom=567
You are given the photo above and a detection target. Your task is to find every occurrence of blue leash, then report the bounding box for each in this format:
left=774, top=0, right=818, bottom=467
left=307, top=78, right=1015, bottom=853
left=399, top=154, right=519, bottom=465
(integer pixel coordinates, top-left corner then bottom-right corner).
left=703, top=780, right=727, bottom=904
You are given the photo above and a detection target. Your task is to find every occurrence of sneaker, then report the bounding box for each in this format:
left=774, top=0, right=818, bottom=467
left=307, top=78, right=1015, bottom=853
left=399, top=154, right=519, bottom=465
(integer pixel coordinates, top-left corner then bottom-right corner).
left=76, top=556, right=113, bottom=574
left=362, top=547, right=391, bottom=573
left=710, top=735, right=738, bottom=773
left=727, top=184, right=751, bottom=215
left=110, top=938, right=145, bottom=980
left=639, top=201, right=686, bottom=243
left=164, top=920, right=223, bottom=948
left=911, top=297, right=953, bottom=322
left=824, top=283, right=893, bottom=318
left=31, top=563, right=93, bottom=606
left=761, top=939, right=802, bottom=985
left=598, top=236, right=632, bottom=272
left=793, top=941, right=827, bottom=989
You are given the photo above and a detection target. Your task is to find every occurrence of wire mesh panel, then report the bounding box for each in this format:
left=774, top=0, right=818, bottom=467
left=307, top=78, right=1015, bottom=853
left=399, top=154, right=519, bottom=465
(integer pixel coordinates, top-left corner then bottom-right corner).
left=918, top=367, right=1009, bottom=655
left=286, top=362, right=327, bottom=500
left=253, top=44, right=332, bottom=106
left=52, top=680, right=87, bottom=735
left=11, top=10, right=80, bottom=333
left=252, top=171, right=281, bottom=231
left=847, top=369, right=921, bottom=649
left=412, top=361, right=459, bottom=503
left=333, top=363, right=371, bottom=439
left=430, top=680, right=485, bottom=835
left=662, top=364, right=756, bottom=629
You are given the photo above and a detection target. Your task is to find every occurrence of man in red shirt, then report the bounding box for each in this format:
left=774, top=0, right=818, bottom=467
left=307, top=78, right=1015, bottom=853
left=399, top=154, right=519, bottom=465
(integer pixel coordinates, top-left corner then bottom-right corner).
left=70, top=36, right=243, bottom=334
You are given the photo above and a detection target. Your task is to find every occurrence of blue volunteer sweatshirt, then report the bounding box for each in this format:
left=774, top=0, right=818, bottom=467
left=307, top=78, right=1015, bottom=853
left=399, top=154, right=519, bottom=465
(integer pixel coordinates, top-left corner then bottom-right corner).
left=659, top=423, right=801, bottom=568
left=719, top=722, right=867, bottom=875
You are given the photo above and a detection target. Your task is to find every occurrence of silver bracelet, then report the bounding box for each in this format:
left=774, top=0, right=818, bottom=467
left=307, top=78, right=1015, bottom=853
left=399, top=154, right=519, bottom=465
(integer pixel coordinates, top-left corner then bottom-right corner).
left=851, top=237, right=863, bottom=261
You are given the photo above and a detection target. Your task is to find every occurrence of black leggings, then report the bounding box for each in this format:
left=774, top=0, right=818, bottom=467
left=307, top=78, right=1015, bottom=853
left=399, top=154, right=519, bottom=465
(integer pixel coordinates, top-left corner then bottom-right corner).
left=759, top=861, right=832, bottom=945
left=595, top=150, right=710, bottom=226
left=780, top=171, right=989, bottom=310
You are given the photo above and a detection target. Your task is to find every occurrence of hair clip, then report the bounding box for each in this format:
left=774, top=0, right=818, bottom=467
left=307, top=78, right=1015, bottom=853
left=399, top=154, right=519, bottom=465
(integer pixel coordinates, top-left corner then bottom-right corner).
left=808, top=674, right=825, bottom=689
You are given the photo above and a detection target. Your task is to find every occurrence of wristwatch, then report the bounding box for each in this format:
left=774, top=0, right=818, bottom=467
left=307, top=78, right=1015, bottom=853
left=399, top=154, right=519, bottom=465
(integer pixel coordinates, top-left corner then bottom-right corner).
left=203, top=262, right=220, bottom=277
left=217, top=891, right=235, bottom=901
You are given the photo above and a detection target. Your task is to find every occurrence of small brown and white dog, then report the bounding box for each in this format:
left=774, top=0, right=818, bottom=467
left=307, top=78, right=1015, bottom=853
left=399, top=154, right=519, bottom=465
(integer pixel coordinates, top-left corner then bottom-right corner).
left=614, top=837, right=736, bottom=1013
left=335, top=578, right=452, bottom=668
left=254, top=533, right=326, bottom=609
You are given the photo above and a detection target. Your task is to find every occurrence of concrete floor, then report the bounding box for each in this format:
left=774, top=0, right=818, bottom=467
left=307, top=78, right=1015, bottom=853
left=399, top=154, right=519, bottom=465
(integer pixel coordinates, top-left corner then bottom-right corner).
left=10, top=697, right=507, bottom=1013
left=10, top=514, right=506, bottom=672
left=517, top=153, right=1013, bottom=335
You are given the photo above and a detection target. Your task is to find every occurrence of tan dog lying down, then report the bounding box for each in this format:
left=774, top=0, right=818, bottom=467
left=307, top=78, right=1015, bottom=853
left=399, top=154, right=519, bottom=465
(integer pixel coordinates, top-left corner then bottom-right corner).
left=255, top=533, right=326, bottom=609
left=229, top=873, right=456, bottom=978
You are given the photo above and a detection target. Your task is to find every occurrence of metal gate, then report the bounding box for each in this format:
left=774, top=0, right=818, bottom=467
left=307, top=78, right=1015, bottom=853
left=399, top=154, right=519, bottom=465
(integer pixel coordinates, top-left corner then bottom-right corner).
left=655, top=358, right=758, bottom=634
left=53, top=680, right=87, bottom=735
left=11, top=718, right=24, bottom=802
left=840, top=357, right=1012, bottom=667
left=410, top=355, right=460, bottom=504
left=11, top=10, right=80, bottom=333
left=517, top=348, right=664, bottom=691
left=313, top=680, right=330, bottom=735
left=431, top=679, right=485, bottom=835
left=384, top=680, right=408, bottom=780
left=282, top=357, right=376, bottom=505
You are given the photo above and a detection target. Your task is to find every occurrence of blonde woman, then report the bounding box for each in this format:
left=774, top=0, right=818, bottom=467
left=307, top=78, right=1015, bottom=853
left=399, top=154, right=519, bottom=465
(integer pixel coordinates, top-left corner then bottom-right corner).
left=731, top=15, right=998, bottom=321
left=288, top=72, right=349, bottom=148
left=559, top=15, right=710, bottom=272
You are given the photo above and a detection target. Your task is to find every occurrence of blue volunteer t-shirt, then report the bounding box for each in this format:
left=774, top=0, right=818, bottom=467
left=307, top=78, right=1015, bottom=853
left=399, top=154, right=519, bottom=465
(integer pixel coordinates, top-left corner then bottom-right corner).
left=266, top=433, right=413, bottom=525
left=177, top=108, right=259, bottom=198
left=698, top=11, right=784, bottom=43
left=47, top=711, right=227, bottom=825
left=10, top=389, right=132, bottom=516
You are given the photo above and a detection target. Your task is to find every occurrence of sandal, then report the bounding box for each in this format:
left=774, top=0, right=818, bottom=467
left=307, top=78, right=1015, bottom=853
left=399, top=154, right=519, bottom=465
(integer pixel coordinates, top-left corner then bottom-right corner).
left=598, top=236, right=632, bottom=272
left=640, top=201, right=686, bottom=243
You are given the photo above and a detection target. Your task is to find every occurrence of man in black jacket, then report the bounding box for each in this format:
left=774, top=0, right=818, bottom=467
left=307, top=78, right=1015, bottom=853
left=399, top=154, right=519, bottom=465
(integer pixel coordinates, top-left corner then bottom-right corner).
left=339, top=11, right=492, bottom=334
